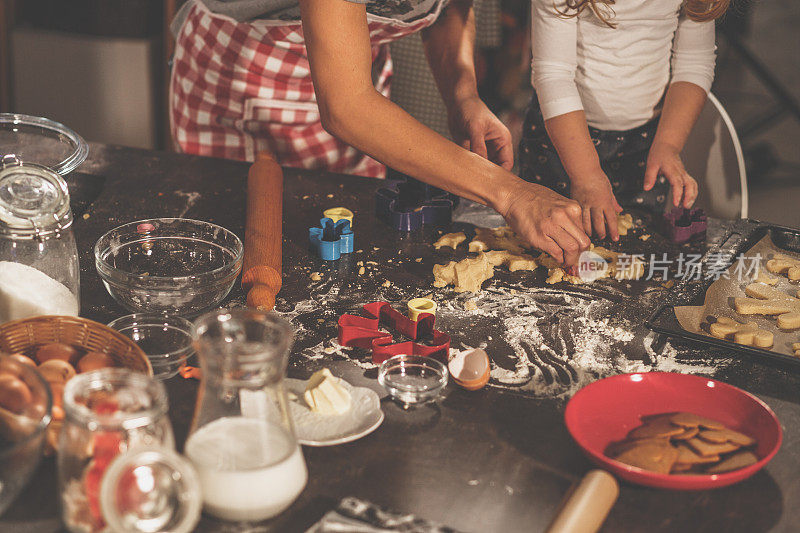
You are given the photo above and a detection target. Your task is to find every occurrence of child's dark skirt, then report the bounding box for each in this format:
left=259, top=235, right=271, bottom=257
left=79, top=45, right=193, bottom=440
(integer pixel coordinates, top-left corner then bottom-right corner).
left=518, top=95, right=670, bottom=212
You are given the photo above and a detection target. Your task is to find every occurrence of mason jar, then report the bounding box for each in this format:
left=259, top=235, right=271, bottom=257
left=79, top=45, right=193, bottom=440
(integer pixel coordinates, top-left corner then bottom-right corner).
left=0, top=154, right=79, bottom=323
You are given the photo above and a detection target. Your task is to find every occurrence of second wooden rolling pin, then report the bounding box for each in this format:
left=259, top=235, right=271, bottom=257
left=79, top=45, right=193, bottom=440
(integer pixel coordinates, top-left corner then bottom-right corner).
left=241, top=151, right=283, bottom=311
left=546, top=470, right=619, bottom=533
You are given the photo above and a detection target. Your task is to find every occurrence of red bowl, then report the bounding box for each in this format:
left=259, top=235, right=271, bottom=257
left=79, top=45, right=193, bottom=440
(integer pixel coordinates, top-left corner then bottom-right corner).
left=565, top=372, right=782, bottom=490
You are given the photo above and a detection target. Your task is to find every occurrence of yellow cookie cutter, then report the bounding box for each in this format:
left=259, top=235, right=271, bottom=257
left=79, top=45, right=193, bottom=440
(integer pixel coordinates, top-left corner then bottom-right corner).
left=408, top=298, right=437, bottom=321
left=323, top=207, right=354, bottom=227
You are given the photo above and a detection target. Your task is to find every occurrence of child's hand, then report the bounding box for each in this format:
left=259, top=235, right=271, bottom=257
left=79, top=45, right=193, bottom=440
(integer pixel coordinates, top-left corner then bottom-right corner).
left=570, top=174, right=623, bottom=242
left=644, top=142, right=698, bottom=208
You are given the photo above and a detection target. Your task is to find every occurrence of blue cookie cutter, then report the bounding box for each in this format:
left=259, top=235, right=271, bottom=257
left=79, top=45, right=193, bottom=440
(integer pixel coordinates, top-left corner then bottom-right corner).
left=309, top=218, right=354, bottom=260
left=375, top=175, right=457, bottom=232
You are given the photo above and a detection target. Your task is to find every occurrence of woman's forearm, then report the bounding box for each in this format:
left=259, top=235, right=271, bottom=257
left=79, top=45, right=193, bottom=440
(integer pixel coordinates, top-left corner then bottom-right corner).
left=421, top=0, right=478, bottom=110
left=323, top=85, right=517, bottom=209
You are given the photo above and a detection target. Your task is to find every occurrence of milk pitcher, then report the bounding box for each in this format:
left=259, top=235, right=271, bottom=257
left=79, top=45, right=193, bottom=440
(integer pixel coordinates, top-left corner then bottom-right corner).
left=188, top=308, right=307, bottom=522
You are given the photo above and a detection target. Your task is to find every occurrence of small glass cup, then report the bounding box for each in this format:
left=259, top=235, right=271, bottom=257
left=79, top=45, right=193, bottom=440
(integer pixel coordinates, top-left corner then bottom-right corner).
left=107, top=314, right=195, bottom=380
left=378, top=355, right=449, bottom=408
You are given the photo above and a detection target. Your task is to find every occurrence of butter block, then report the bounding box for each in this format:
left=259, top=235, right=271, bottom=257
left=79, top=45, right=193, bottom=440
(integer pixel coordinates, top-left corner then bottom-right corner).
left=304, top=369, right=351, bottom=415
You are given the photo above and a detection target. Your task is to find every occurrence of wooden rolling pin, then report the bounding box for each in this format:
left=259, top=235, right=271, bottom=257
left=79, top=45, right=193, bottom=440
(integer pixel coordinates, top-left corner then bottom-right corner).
left=546, top=470, right=619, bottom=533
left=241, top=151, right=284, bottom=311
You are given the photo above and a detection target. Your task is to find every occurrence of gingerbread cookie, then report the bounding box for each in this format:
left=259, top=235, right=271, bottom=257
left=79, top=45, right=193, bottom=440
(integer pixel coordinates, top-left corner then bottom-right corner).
left=706, top=451, right=758, bottom=474
left=606, top=412, right=757, bottom=475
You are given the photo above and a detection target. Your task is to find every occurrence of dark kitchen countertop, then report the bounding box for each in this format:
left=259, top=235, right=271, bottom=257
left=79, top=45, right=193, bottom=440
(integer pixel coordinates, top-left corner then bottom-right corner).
left=3, top=143, right=799, bottom=533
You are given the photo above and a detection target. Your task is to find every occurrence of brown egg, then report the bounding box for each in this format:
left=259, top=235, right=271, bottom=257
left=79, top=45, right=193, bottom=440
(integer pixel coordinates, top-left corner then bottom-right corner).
left=0, top=374, right=33, bottom=414
left=51, top=404, right=65, bottom=421
left=77, top=352, right=114, bottom=373
left=38, top=360, right=77, bottom=384
left=49, top=382, right=65, bottom=408
left=7, top=353, right=36, bottom=367
left=36, top=343, right=80, bottom=365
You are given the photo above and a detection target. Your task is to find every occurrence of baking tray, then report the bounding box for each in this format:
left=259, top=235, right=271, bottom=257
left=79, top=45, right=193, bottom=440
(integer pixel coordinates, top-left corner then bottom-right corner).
left=646, top=219, right=800, bottom=371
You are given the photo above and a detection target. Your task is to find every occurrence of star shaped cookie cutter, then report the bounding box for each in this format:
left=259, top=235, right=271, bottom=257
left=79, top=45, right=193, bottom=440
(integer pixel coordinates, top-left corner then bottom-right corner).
left=337, top=301, right=451, bottom=364
left=309, top=217, right=354, bottom=260
left=375, top=176, right=457, bottom=231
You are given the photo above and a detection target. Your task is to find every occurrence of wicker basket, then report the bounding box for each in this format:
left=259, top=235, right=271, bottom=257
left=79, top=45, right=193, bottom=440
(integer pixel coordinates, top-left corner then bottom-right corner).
left=0, top=315, right=152, bottom=375
left=0, top=316, right=153, bottom=453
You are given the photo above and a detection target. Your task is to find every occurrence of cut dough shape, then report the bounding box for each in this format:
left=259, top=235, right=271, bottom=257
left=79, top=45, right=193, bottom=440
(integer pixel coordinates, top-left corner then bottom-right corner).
left=709, top=317, right=774, bottom=348
left=754, top=272, right=779, bottom=285
left=433, top=253, right=494, bottom=293
left=433, top=232, right=466, bottom=250
left=777, top=312, right=800, bottom=330
left=617, top=213, right=634, bottom=236
left=793, top=342, right=800, bottom=357
left=468, top=226, right=526, bottom=254
left=735, top=283, right=800, bottom=332
left=766, top=253, right=800, bottom=281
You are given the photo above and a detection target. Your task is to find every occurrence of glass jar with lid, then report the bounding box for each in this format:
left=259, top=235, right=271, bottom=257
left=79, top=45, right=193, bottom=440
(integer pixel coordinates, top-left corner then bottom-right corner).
left=58, top=368, right=201, bottom=533
left=0, top=154, right=79, bottom=323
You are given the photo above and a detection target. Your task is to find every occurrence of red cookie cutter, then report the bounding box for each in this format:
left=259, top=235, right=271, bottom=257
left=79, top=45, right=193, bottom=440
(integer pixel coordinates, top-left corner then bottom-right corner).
left=337, top=302, right=450, bottom=364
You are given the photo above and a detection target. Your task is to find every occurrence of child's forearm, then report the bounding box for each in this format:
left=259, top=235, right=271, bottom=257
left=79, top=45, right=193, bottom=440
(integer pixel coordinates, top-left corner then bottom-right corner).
left=544, top=110, right=605, bottom=184
left=652, top=82, right=708, bottom=151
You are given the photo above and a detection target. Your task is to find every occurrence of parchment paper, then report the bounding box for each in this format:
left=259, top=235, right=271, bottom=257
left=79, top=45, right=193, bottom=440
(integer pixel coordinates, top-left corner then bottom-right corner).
left=674, top=234, right=800, bottom=357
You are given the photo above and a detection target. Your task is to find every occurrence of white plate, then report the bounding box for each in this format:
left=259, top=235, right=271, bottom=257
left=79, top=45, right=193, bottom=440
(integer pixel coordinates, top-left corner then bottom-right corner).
left=285, top=378, right=384, bottom=447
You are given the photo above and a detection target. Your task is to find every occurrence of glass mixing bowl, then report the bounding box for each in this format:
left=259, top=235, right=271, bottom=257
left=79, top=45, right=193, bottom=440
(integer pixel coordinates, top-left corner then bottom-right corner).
left=0, top=113, right=88, bottom=175
left=94, top=218, right=243, bottom=317
left=107, top=314, right=196, bottom=380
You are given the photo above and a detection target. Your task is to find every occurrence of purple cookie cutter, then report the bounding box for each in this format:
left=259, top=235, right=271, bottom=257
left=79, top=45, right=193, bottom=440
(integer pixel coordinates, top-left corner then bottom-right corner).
left=662, top=208, right=707, bottom=244
left=375, top=177, right=455, bottom=231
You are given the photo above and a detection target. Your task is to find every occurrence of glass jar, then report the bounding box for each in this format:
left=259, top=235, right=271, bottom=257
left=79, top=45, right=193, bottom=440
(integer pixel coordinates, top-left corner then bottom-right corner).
left=188, top=309, right=307, bottom=522
left=58, top=369, right=177, bottom=533
left=0, top=154, right=79, bottom=323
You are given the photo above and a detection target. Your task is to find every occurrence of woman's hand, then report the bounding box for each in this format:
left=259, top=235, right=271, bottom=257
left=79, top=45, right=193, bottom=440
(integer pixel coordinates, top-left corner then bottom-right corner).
left=496, top=180, right=591, bottom=266
left=644, top=141, right=698, bottom=208
left=448, top=95, right=514, bottom=171
left=570, top=174, right=623, bottom=241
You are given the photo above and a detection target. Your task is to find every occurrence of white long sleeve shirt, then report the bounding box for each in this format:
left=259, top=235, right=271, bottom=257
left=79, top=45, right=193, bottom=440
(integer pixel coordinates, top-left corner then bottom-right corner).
left=531, top=0, right=717, bottom=131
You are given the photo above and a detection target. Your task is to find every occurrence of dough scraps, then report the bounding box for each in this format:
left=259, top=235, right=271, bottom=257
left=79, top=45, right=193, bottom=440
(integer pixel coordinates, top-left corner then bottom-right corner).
left=709, top=316, right=774, bottom=348
left=766, top=253, right=800, bottom=281
left=484, top=250, right=538, bottom=272
left=433, top=253, right=494, bottom=293
left=433, top=232, right=466, bottom=250
left=538, top=245, right=645, bottom=285
left=468, top=226, right=527, bottom=254
left=617, top=213, right=634, bottom=236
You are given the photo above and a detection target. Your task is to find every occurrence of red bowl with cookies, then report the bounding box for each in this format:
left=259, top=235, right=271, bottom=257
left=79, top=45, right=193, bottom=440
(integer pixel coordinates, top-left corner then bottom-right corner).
left=565, top=372, right=782, bottom=490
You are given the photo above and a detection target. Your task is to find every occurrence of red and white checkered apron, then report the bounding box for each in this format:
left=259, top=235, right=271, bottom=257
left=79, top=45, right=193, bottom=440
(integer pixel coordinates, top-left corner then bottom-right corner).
left=170, top=0, right=446, bottom=178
